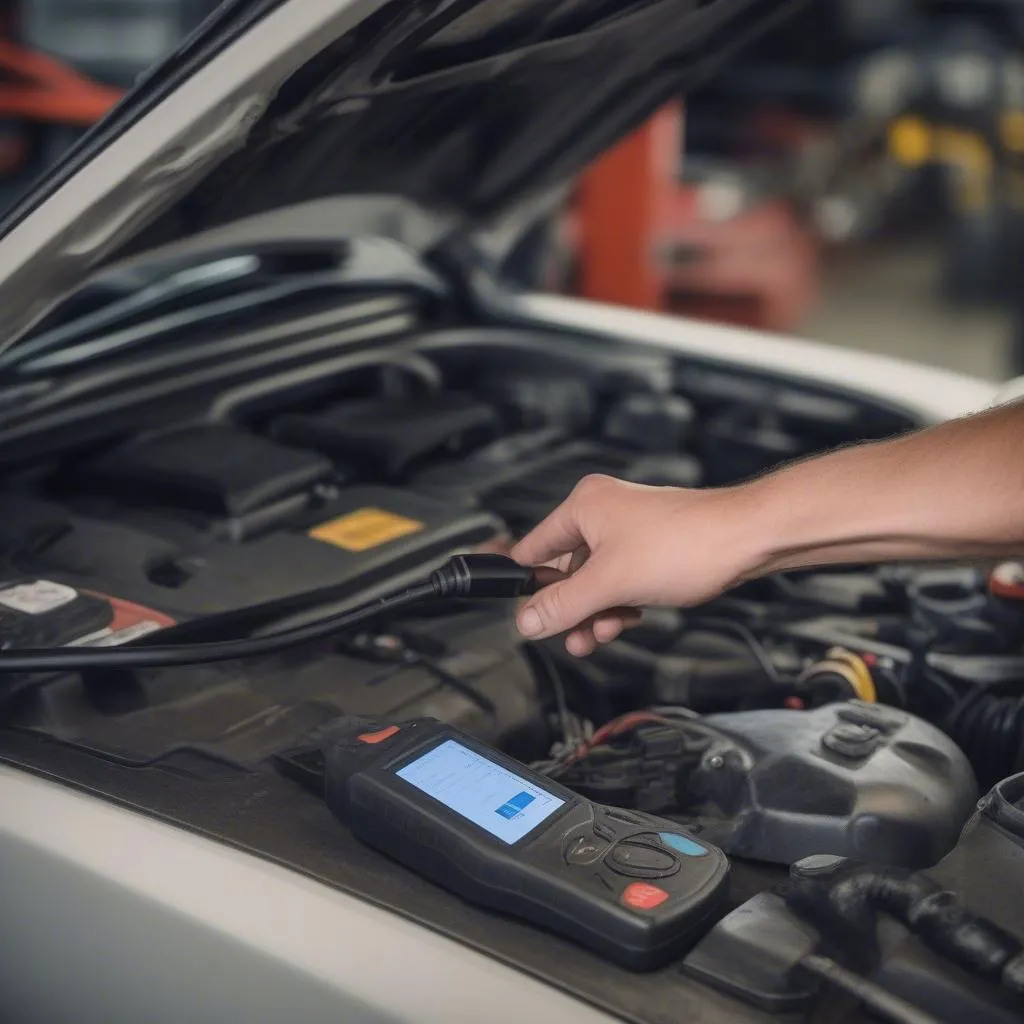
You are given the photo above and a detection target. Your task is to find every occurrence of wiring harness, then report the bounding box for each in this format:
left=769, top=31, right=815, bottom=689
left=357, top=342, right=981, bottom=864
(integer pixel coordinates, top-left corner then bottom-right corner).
left=787, top=859, right=1024, bottom=1002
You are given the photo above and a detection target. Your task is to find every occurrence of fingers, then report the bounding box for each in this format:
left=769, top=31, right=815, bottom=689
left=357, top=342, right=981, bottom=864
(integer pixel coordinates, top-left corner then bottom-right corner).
left=513, top=474, right=611, bottom=569
left=529, top=564, right=569, bottom=589
left=474, top=534, right=514, bottom=555
left=511, top=495, right=586, bottom=568
left=516, top=560, right=620, bottom=640
left=596, top=608, right=642, bottom=640
left=531, top=548, right=588, bottom=586
left=565, top=627, right=595, bottom=657
left=511, top=475, right=638, bottom=645
left=565, top=609, right=642, bottom=657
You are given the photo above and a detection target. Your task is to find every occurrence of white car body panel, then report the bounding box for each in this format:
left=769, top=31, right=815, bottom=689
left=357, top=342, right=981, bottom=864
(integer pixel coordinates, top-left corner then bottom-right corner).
left=515, top=293, right=1004, bottom=425
left=0, top=764, right=619, bottom=1024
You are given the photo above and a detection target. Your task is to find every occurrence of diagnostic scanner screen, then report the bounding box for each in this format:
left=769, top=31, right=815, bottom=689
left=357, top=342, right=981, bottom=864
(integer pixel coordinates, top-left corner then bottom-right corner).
left=395, top=739, right=566, bottom=844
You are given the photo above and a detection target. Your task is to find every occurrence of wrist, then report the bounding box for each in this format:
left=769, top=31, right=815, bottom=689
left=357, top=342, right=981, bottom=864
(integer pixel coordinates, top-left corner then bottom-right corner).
left=739, top=467, right=812, bottom=579
left=670, top=481, right=778, bottom=587
left=737, top=438, right=917, bottom=578
left=727, top=474, right=792, bottom=582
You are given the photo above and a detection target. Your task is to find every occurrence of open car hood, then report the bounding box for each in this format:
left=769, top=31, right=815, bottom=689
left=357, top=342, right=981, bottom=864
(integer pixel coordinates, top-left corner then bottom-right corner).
left=0, top=0, right=793, bottom=352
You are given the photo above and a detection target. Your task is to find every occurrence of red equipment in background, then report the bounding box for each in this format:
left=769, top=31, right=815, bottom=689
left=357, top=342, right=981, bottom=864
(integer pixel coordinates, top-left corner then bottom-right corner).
left=0, top=37, right=120, bottom=125
left=573, top=102, right=819, bottom=334
left=0, top=4, right=121, bottom=197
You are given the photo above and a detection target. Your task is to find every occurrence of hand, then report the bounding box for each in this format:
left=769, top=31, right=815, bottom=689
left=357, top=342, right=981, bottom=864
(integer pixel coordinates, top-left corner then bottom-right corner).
left=510, top=474, right=759, bottom=656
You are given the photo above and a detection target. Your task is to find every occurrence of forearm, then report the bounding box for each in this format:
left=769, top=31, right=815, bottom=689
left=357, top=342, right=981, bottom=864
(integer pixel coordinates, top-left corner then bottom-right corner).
left=739, top=400, right=1024, bottom=580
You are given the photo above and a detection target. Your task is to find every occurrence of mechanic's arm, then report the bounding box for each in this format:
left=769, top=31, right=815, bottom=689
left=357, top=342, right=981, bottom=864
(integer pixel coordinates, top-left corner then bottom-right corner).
left=511, top=400, right=1024, bottom=656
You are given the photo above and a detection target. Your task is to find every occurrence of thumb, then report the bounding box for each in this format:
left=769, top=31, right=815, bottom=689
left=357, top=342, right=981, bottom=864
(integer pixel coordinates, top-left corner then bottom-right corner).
left=516, top=562, right=614, bottom=640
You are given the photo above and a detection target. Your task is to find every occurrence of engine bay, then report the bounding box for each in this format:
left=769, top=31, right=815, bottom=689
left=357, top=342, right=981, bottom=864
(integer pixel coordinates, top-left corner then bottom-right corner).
left=0, top=321, right=1022, bottom=1024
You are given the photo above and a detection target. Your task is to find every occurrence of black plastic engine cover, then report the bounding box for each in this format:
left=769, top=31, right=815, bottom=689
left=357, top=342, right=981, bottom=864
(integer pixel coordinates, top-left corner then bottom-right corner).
left=675, top=702, right=979, bottom=869
left=83, top=423, right=335, bottom=516
left=18, top=607, right=545, bottom=764
left=272, top=393, right=500, bottom=478
left=5, top=486, right=501, bottom=620
left=415, top=438, right=701, bottom=532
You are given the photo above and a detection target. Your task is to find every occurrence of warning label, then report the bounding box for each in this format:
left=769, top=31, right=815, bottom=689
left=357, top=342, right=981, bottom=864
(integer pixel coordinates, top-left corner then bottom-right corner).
left=0, top=580, right=78, bottom=615
left=308, top=508, right=424, bottom=552
left=71, top=593, right=176, bottom=647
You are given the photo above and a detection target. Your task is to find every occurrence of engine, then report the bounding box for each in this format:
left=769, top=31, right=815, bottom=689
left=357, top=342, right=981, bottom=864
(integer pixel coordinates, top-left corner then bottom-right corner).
left=1, top=324, right=1022, bottom=1021
left=0, top=330, right=1017, bottom=780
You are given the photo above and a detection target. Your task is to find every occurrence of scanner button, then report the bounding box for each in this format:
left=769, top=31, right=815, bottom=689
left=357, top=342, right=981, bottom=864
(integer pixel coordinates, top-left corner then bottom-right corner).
left=564, top=835, right=609, bottom=865
left=658, top=832, right=708, bottom=857
left=622, top=882, right=670, bottom=911
left=357, top=725, right=400, bottom=744
left=610, top=842, right=678, bottom=876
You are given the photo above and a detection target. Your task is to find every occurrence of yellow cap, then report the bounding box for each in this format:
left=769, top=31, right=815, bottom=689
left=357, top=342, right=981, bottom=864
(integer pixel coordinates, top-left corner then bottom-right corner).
left=889, top=117, right=932, bottom=167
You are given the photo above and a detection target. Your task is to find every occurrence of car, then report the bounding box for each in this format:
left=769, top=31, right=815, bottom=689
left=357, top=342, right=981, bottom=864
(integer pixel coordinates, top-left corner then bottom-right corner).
left=0, top=2, right=1021, bottom=1024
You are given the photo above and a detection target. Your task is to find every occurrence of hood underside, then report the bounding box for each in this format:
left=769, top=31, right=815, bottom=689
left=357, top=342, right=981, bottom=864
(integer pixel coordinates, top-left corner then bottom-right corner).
left=0, top=0, right=795, bottom=350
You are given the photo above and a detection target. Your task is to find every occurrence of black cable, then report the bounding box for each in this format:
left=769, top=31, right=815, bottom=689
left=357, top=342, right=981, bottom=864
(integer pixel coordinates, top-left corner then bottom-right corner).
left=417, top=653, right=497, bottom=715
left=787, top=863, right=1024, bottom=1001
left=687, top=616, right=784, bottom=684
left=921, top=667, right=959, bottom=708
left=525, top=643, right=577, bottom=747
left=0, top=582, right=433, bottom=672
left=799, top=955, right=943, bottom=1024
left=0, top=555, right=538, bottom=674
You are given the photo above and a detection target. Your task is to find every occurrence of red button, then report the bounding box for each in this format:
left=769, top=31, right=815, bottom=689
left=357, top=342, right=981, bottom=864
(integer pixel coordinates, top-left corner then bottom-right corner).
left=621, top=882, right=669, bottom=911
left=357, top=725, right=400, bottom=744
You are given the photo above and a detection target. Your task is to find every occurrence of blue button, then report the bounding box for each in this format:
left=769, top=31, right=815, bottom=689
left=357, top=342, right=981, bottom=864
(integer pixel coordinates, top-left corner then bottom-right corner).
left=659, top=832, right=707, bottom=857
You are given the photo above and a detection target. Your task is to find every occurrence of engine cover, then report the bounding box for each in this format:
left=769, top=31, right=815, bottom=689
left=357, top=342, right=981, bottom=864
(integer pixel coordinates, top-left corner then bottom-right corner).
left=677, top=702, right=979, bottom=869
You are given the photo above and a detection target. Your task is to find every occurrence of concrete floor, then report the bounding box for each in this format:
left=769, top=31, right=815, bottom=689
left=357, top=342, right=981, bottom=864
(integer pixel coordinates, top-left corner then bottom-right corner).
left=800, top=240, right=1015, bottom=383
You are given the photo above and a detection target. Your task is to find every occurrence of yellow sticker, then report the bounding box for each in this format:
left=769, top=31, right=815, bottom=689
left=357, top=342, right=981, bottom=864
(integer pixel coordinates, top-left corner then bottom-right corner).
left=308, top=508, right=424, bottom=552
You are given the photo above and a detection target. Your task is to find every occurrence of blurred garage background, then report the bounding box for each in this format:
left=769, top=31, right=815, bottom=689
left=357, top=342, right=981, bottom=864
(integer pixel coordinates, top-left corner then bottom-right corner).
left=3, top=0, right=1022, bottom=381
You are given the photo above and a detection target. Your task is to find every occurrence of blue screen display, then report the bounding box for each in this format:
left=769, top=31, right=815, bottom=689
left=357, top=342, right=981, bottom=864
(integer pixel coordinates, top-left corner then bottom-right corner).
left=395, top=739, right=565, bottom=845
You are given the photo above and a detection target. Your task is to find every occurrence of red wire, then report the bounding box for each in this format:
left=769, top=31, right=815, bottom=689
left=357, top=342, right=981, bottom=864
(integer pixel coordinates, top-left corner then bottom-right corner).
left=562, top=711, right=671, bottom=767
